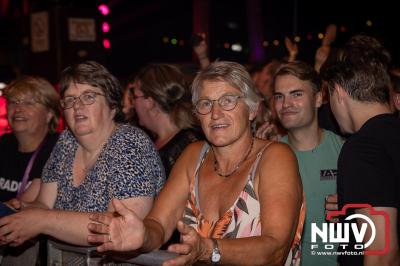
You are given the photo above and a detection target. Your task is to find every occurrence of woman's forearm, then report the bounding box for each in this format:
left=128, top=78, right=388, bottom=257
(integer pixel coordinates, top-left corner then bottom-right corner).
left=204, top=236, right=287, bottom=266
left=139, top=217, right=166, bottom=252
left=41, top=209, right=95, bottom=246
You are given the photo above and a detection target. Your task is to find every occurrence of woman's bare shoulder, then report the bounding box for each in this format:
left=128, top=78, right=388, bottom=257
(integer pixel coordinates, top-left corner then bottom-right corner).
left=255, top=139, right=294, bottom=158
left=256, top=140, right=298, bottom=174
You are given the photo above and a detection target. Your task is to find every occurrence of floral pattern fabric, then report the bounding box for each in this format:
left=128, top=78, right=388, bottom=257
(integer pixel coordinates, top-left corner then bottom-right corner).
left=42, top=124, right=165, bottom=212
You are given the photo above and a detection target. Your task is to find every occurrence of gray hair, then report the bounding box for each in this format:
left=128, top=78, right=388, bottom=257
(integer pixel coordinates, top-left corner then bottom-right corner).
left=191, top=61, right=261, bottom=113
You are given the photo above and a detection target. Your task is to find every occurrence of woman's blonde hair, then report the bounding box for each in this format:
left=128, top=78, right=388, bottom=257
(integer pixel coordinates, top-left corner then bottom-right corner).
left=5, top=76, right=60, bottom=133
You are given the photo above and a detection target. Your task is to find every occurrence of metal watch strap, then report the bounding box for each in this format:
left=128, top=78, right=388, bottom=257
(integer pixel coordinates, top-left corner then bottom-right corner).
left=210, top=238, right=221, bottom=264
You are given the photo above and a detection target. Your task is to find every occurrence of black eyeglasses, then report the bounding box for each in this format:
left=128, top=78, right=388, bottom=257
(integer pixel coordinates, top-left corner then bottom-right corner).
left=60, top=91, right=105, bottom=109
left=195, top=95, right=245, bottom=115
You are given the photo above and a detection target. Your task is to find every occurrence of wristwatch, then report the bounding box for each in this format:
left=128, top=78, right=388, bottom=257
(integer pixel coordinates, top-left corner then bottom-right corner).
left=210, top=238, right=221, bottom=264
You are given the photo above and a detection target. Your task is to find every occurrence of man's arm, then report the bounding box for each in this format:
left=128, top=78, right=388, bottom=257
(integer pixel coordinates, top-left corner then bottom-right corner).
left=356, top=207, right=399, bottom=266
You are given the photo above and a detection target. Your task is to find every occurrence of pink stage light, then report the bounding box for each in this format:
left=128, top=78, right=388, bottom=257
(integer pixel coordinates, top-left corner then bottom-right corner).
left=98, top=4, right=110, bottom=16
left=103, top=39, right=111, bottom=49
left=102, top=22, right=110, bottom=33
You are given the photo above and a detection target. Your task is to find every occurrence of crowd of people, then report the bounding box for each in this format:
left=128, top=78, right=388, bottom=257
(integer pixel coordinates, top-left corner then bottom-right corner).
left=0, top=28, right=398, bottom=266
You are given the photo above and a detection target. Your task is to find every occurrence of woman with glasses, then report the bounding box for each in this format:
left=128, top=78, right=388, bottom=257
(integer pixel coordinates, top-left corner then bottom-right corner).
left=0, top=62, right=165, bottom=254
left=88, top=61, right=304, bottom=265
left=0, top=76, right=59, bottom=265
left=0, top=76, right=59, bottom=202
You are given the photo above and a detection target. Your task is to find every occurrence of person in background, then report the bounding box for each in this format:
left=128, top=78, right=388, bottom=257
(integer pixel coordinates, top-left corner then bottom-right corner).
left=314, top=24, right=343, bottom=136
left=284, top=36, right=299, bottom=63
left=192, top=33, right=211, bottom=70
left=0, top=62, right=165, bottom=263
left=273, top=61, right=343, bottom=266
left=321, top=34, right=400, bottom=266
left=121, top=74, right=137, bottom=124
left=132, top=64, right=203, bottom=177
left=389, top=67, right=400, bottom=115
left=0, top=76, right=60, bottom=265
left=88, top=61, right=304, bottom=266
left=0, top=76, right=59, bottom=202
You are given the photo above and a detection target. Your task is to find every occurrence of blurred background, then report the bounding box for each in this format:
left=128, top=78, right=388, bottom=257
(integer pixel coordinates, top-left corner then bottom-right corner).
left=0, top=0, right=398, bottom=83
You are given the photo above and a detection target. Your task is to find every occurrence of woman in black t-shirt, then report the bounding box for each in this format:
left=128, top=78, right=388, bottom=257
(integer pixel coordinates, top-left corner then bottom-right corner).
left=0, top=76, right=60, bottom=202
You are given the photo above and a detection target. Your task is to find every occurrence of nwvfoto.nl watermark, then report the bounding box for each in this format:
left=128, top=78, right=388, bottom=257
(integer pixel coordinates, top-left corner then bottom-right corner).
left=310, top=204, right=390, bottom=255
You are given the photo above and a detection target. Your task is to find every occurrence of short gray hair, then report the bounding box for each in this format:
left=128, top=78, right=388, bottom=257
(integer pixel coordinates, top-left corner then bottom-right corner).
left=192, top=61, right=261, bottom=113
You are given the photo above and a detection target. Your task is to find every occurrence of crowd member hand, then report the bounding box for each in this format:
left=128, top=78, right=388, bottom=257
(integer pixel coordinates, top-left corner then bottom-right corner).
left=4, top=198, right=23, bottom=211
left=193, top=33, right=208, bottom=60
left=164, top=220, right=207, bottom=266
left=88, top=198, right=145, bottom=252
left=255, top=121, right=281, bottom=141
left=285, top=37, right=298, bottom=62
left=0, top=207, right=44, bottom=246
left=322, top=24, right=337, bottom=46
left=325, top=194, right=339, bottom=223
left=315, top=24, right=337, bottom=72
left=315, top=46, right=330, bottom=72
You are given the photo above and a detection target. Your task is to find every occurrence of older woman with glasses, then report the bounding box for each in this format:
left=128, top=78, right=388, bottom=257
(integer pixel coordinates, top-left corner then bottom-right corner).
left=0, top=62, right=165, bottom=253
left=88, top=61, right=305, bottom=266
left=0, top=76, right=59, bottom=265
left=0, top=76, right=59, bottom=203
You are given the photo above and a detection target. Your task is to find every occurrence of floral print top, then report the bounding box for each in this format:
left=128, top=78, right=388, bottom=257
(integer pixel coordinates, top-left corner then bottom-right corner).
left=183, top=142, right=305, bottom=266
left=42, top=124, right=165, bottom=212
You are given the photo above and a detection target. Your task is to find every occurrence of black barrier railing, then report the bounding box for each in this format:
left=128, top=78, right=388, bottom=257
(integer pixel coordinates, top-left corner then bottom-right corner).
left=47, top=240, right=178, bottom=266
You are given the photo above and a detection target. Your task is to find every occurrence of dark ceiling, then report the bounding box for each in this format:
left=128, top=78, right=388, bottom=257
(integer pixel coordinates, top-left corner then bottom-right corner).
left=0, top=0, right=398, bottom=82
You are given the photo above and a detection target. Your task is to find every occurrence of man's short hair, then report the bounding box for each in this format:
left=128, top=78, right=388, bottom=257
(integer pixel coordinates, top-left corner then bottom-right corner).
left=320, top=34, right=391, bottom=103
left=273, top=61, right=321, bottom=93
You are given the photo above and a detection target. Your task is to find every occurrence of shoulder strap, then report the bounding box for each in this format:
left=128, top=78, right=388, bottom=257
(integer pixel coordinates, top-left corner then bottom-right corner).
left=193, top=142, right=210, bottom=175
left=16, top=138, right=46, bottom=199
left=192, top=142, right=210, bottom=211
left=249, top=141, right=274, bottom=181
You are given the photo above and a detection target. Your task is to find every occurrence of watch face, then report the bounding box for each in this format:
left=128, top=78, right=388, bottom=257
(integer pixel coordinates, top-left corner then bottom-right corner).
left=212, top=252, right=221, bottom=262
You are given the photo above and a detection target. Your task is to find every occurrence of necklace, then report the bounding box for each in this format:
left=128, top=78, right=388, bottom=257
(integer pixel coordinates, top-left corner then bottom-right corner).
left=213, top=137, right=255, bottom=178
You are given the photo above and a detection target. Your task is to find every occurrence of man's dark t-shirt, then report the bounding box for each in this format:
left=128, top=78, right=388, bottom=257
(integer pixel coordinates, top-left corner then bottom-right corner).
left=337, top=114, right=400, bottom=266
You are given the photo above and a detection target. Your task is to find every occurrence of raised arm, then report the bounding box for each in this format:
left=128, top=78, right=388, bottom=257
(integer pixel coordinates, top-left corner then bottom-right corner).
left=285, top=37, right=298, bottom=63
left=193, top=33, right=211, bottom=70
left=315, top=24, right=337, bottom=72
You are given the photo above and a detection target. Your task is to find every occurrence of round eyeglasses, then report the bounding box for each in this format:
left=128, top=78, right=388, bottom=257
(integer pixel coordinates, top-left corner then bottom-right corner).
left=60, top=91, right=105, bottom=109
left=195, top=94, right=245, bottom=115
left=7, top=98, right=39, bottom=108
